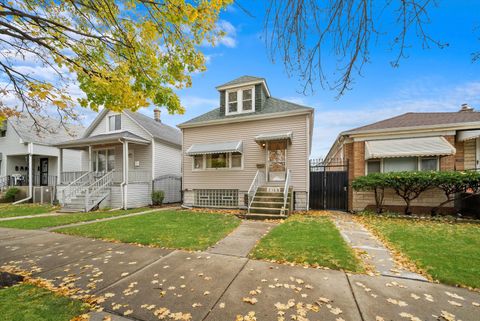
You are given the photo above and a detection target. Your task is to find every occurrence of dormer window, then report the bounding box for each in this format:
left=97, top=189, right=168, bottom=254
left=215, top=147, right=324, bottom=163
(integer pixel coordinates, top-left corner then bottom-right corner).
left=226, top=87, right=255, bottom=115
left=108, top=114, right=121, bottom=131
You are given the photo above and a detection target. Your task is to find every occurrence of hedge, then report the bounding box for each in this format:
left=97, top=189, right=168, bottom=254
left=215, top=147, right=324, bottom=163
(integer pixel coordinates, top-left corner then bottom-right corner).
left=352, top=170, right=480, bottom=215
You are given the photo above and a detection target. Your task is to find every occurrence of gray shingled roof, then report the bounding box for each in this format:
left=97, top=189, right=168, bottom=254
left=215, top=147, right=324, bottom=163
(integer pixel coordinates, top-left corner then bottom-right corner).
left=179, top=97, right=313, bottom=126
left=124, top=110, right=181, bottom=146
left=57, top=131, right=149, bottom=147
left=9, top=114, right=84, bottom=145
left=345, top=111, right=480, bottom=134
left=216, top=75, right=265, bottom=88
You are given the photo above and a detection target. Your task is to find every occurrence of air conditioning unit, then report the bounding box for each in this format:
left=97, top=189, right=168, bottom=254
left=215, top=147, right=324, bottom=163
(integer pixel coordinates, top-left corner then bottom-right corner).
left=33, top=186, right=54, bottom=204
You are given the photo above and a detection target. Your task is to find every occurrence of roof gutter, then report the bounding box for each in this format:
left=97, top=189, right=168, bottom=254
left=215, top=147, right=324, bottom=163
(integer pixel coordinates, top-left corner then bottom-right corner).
left=178, top=109, right=314, bottom=129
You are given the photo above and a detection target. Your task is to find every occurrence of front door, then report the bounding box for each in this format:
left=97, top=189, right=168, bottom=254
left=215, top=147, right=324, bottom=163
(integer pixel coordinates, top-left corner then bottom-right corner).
left=40, top=158, right=48, bottom=186
left=267, top=141, right=287, bottom=182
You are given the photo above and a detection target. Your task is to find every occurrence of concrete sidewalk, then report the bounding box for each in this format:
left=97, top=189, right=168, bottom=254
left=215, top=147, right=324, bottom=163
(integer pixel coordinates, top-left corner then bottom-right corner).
left=1, top=227, right=479, bottom=321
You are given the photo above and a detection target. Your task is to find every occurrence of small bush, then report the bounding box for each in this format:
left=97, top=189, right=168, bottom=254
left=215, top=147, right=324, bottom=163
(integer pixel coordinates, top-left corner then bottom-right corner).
left=4, top=187, right=20, bottom=202
left=152, top=190, right=165, bottom=206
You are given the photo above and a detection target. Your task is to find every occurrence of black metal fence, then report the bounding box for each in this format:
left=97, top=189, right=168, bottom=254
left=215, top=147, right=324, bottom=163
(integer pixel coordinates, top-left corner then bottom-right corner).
left=309, top=158, right=349, bottom=211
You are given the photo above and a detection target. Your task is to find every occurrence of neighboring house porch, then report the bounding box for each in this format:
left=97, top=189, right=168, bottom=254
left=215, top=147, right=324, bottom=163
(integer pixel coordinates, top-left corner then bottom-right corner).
left=56, top=131, right=153, bottom=212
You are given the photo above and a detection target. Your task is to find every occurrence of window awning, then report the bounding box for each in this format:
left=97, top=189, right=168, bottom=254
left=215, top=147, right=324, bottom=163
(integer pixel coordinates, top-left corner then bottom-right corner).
left=186, top=141, right=243, bottom=156
left=365, top=137, right=456, bottom=159
left=457, top=129, right=480, bottom=142
left=254, top=131, right=293, bottom=143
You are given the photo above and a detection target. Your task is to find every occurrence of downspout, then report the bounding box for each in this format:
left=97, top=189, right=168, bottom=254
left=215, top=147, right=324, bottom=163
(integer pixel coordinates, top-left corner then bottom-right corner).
left=14, top=142, right=33, bottom=204
left=119, top=139, right=126, bottom=210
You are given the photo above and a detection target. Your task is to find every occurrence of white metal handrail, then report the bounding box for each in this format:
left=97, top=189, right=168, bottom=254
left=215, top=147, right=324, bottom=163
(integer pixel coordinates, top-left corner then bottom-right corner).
left=61, top=171, right=93, bottom=204
left=61, top=171, right=88, bottom=185
left=84, top=171, right=113, bottom=212
left=281, top=170, right=292, bottom=215
left=247, top=170, right=266, bottom=212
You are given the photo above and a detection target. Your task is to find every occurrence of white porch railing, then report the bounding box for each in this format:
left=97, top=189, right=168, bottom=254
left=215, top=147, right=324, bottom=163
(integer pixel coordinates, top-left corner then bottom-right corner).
left=61, top=171, right=93, bottom=204
left=60, top=171, right=88, bottom=185
left=128, top=170, right=151, bottom=183
left=281, top=169, right=292, bottom=216
left=247, top=170, right=266, bottom=213
left=84, top=171, right=113, bottom=212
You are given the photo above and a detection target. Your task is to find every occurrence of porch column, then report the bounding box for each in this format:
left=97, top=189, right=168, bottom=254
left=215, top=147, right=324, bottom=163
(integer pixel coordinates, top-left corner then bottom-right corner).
left=122, top=141, right=129, bottom=209
left=27, top=143, right=33, bottom=198
left=57, top=148, right=63, bottom=185
left=88, top=146, right=92, bottom=172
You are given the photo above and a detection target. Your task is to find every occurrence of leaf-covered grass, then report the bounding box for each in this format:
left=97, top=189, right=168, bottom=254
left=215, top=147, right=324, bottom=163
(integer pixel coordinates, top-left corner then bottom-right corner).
left=0, top=204, right=57, bottom=218
left=0, top=208, right=150, bottom=230
left=55, top=210, right=241, bottom=250
left=360, top=215, right=480, bottom=288
left=250, top=215, right=363, bottom=272
left=0, top=284, right=89, bottom=321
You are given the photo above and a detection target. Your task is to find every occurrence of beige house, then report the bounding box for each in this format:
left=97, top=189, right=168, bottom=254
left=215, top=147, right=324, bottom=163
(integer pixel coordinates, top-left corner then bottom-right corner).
left=178, top=76, right=314, bottom=217
left=325, top=104, right=480, bottom=214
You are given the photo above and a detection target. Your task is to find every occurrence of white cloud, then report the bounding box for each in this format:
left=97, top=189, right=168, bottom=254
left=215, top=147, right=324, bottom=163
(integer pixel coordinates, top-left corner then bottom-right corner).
left=180, top=96, right=218, bottom=109
left=311, top=80, right=480, bottom=158
left=202, top=20, right=237, bottom=48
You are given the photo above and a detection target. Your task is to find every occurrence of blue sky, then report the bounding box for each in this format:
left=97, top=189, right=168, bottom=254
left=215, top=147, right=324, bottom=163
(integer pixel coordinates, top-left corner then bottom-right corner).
left=145, top=0, right=480, bottom=158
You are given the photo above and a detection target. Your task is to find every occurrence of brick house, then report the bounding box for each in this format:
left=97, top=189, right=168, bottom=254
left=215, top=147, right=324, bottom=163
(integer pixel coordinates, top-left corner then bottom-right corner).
left=325, top=105, right=480, bottom=214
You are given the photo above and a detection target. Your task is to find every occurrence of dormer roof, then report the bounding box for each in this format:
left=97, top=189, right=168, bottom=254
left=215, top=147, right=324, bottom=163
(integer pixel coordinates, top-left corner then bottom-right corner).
left=216, top=75, right=270, bottom=97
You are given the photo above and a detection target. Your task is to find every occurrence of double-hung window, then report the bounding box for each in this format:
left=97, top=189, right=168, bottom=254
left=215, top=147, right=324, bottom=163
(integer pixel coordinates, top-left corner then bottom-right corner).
left=226, top=87, right=255, bottom=115
left=108, top=114, right=121, bottom=131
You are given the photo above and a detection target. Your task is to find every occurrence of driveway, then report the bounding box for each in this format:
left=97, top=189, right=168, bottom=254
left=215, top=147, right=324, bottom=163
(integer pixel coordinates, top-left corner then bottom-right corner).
left=1, top=226, right=479, bottom=321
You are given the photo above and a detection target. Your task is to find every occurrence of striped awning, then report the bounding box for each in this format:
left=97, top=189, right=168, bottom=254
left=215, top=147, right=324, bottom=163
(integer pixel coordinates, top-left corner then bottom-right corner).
left=365, top=137, right=456, bottom=159
left=457, top=130, right=480, bottom=142
left=254, top=131, right=293, bottom=143
left=186, top=141, right=243, bottom=156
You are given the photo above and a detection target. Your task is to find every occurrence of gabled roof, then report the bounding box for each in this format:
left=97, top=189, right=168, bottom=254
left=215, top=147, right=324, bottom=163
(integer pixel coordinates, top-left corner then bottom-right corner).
left=8, top=114, right=84, bottom=145
left=178, top=97, right=313, bottom=127
left=216, top=76, right=265, bottom=89
left=124, top=110, right=181, bottom=147
left=83, top=109, right=181, bottom=147
left=345, top=111, right=480, bottom=135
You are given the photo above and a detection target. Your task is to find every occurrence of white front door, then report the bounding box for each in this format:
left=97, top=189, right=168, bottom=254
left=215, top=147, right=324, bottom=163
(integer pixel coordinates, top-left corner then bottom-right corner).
left=266, top=141, right=287, bottom=182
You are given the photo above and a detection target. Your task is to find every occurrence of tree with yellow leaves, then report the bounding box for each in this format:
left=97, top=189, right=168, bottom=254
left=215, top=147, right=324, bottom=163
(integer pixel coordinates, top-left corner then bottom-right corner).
left=0, top=0, right=231, bottom=129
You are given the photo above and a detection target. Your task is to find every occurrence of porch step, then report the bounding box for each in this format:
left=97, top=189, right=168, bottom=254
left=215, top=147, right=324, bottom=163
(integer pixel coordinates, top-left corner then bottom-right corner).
left=246, top=213, right=288, bottom=220
left=250, top=201, right=285, bottom=209
left=249, top=206, right=289, bottom=215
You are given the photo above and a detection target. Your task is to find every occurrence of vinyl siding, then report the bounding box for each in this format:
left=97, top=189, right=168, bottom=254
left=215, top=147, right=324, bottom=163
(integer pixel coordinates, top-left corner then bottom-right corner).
left=182, top=114, right=310, bottom=192
left=126, top=183, right=151, bottom=207
left=63, top=150, right=88, bottom=172
left=90, top=110, right=151, bottom=140
left=154, top=139, right=181, bottom=178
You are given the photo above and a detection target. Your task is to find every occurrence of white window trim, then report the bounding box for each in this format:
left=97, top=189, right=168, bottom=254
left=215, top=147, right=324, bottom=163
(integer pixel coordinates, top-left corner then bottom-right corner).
left=92, top=148, right=115, bottom=172
left=107, top=114, right=122, bottom=132
left=225, top=86, right=255, bottom=115
left=366, top=156, right=440, bottom=174
left=192, top=152, right=244, bottom=171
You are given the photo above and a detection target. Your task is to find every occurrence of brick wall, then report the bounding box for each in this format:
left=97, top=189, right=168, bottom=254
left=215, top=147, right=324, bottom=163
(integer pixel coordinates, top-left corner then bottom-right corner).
left=345, top=135, right=465, bottom=214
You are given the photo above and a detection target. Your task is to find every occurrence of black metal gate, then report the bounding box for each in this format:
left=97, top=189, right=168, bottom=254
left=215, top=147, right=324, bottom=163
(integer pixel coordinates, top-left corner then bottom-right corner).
left=309, top=159, right=349, bottom=210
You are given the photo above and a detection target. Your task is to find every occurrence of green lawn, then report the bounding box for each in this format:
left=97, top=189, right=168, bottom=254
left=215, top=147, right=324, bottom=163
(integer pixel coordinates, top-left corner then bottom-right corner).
left=360, top=215, right=480, bottom=289
left=250, top=215, right=363, bottom=272
left=0, top=284, right=88, bottom=321
left=0, top=207, right=149, bottom=230
left=0, top=204, right=57, bottom=218
left=55, top=210, right=241, bottom=251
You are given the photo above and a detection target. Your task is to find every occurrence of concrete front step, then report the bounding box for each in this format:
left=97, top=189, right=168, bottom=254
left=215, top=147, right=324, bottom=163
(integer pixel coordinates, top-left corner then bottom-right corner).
left=255, top=192, right=284, bottom=197
left=246, top=213, right=288, bottom=220
left=249, top=206, right=289, bottom=215
left=251, top=201, right=285, bottom=209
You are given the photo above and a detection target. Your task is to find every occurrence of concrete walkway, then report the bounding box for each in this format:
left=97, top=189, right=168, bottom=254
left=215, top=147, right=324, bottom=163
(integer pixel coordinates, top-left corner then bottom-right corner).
left=331, top=212, right=427, bottom=280
left=1, top=227, right=479, bottom=321
left=207, top=220, right=276, bottom=257
left=0, top=212, right=67, bottom=221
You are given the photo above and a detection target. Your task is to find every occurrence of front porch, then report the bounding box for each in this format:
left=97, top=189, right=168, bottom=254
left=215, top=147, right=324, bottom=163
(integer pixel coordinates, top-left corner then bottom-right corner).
left=56, top=131, right=153, bottom=211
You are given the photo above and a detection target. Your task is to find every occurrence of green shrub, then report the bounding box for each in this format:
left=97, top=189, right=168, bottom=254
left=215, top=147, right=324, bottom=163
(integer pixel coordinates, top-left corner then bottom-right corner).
left=4, top=187, right=20, bottom=202
left=352, top=170, right=480, bottom=216
left=152, top=190, right=165, bottom=206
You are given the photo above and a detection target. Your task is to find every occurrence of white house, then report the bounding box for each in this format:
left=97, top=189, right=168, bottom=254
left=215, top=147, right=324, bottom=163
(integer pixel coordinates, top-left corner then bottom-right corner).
left=56, top=108, right=182, bottom=211
left=0, top=114, right=85, bottom=203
